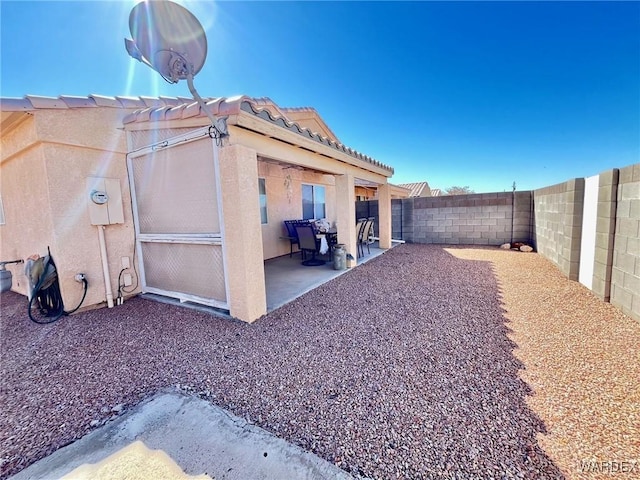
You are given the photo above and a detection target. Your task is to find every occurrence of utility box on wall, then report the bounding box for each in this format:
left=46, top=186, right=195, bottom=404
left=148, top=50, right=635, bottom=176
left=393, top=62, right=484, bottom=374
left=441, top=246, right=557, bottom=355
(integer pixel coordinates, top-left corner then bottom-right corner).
left=86, top=177, right=124, bottom=225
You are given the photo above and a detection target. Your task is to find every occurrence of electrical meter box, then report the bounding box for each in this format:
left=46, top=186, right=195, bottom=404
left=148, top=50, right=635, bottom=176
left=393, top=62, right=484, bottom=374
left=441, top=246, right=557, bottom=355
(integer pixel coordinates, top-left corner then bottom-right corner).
left=86, top=177, right=124, bottom=225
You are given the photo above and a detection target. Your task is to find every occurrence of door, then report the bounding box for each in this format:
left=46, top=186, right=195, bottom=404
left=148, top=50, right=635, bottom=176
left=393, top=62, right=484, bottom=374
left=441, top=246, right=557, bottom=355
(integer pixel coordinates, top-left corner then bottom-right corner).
left=127, top=128, right=229, bottom=309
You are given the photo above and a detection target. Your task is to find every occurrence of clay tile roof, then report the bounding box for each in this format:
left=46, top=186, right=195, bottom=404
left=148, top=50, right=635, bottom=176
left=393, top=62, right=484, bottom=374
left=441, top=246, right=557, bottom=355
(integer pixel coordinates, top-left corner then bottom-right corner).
left=0, top=94, right=191, bottom=112
left=0, top=93, right=393, bottom=174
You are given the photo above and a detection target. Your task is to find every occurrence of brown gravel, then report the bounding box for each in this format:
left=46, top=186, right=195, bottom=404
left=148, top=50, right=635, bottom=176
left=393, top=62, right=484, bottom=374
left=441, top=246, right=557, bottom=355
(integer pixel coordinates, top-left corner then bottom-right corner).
left=448, top=247, right=640, bottom=480
left=1, top=244, right=635, bottom=479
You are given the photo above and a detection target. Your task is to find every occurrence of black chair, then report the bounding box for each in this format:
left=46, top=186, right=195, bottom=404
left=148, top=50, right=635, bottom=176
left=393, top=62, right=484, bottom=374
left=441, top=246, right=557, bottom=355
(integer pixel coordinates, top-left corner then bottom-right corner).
left=295, top=224, right=325, bottom=266
left=282, top=220, right=300, bottom=257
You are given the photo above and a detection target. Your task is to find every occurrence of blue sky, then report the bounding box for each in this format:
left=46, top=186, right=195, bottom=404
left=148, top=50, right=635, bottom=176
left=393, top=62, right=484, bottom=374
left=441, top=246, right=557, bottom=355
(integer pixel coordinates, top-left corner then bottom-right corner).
left=1, top=1, right=638, bottom=193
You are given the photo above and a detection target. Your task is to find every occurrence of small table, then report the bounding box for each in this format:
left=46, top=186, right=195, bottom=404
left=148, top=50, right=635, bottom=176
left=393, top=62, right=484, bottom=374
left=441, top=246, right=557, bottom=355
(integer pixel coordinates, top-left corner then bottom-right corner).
left=316, top=228, right=338, bottom=255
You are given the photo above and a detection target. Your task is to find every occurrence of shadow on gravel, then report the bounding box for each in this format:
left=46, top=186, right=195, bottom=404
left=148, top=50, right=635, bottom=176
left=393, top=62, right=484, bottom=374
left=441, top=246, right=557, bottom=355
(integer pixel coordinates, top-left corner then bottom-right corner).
left=1, top=244, right=563, bottom=479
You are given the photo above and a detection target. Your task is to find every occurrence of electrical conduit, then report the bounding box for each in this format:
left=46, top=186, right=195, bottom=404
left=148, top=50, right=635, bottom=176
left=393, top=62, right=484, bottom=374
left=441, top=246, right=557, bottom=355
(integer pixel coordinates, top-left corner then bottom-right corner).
left=97, top=225, right=114, bottom=308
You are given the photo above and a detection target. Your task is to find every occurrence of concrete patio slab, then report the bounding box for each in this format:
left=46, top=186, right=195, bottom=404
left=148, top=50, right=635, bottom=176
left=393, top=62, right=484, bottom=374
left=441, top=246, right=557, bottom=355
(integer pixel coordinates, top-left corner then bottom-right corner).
left=10, top=392, right=352, bottom=480
left=264, top=243, right=387, bottom=311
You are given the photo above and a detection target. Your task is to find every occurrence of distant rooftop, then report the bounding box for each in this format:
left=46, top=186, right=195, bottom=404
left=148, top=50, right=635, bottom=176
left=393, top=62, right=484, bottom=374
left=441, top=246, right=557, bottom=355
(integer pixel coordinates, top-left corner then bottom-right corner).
left=397, top=181, right=433, bottom=197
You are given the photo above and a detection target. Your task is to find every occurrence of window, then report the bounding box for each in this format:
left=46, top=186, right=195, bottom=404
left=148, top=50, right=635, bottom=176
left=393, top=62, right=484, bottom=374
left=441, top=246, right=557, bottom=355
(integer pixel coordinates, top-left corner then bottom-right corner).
left=258, top=178, right=268, bottom=224
left=302, top=184, right=325, bottom=220
left=0, top=195, right=4, bottom=225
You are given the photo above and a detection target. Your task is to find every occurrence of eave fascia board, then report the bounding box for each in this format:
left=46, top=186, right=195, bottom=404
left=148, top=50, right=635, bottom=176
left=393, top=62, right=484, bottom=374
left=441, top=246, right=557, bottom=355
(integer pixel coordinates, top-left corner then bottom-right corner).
left=231, top=110, right=392, bottom=178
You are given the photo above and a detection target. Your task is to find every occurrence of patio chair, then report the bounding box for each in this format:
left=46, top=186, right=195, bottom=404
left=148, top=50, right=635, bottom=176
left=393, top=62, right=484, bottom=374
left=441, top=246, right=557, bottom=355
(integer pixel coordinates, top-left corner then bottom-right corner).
left=355, top=218, right=367, bottom=258
left=358, top=219, right=374, bottom=256
left=295, top=224, right=325, bottom=266
left=367, top=217, right=376, bottom=241
left=282, top=220, right=300, bottom=257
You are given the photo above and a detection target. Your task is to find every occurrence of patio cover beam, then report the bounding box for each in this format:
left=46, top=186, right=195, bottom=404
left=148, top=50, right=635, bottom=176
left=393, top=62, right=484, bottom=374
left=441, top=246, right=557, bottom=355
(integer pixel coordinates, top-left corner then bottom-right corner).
left=227, top=125, right=389, bottom=186
left=228, top=111, right=393, bottom=179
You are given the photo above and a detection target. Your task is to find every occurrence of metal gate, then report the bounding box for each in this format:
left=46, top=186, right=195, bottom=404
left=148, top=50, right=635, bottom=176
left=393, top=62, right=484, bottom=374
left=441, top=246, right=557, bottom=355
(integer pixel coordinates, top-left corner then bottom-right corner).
left=127, top=127, right=229, bottom=309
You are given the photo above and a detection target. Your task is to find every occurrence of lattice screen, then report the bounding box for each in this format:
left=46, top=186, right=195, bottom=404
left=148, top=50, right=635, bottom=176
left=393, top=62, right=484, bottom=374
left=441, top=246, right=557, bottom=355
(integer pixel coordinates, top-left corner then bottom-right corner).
left=131, top=140, right=220, bottom=234
left=141, top=242, right=226, bottom=302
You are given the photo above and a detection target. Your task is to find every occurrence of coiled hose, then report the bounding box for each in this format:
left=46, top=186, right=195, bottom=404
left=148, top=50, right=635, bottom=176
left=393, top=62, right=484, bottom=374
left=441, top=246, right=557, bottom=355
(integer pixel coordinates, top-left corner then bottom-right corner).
left=28, top=254, right=88, bottom=324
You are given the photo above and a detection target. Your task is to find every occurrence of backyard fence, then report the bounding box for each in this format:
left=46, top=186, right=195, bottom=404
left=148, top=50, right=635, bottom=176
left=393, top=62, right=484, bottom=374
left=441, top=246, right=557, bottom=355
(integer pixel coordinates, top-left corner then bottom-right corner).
left=356, top=162, right=640, bottom=321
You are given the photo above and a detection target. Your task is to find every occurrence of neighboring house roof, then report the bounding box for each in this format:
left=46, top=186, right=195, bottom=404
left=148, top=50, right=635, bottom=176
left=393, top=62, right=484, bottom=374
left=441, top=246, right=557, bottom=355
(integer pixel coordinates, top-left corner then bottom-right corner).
left=1, top=94, right=392, bottom=175
left=430, top=188, right=442, bottom=197
left=397, top=181, right=432, bottom=197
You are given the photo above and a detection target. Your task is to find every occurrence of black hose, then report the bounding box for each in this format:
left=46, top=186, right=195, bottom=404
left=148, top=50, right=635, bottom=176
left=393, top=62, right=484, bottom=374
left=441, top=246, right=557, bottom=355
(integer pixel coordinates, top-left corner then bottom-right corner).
left=28, top=275, right=64, bottom=324
left=28, top=276, right=88, bottom=324
left=64, top=279, right=88, bottom=315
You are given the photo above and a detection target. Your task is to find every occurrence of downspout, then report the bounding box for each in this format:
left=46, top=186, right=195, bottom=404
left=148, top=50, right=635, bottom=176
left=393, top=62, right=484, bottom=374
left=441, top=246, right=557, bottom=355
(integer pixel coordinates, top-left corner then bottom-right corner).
left=97, top=225, right=114, bottom=308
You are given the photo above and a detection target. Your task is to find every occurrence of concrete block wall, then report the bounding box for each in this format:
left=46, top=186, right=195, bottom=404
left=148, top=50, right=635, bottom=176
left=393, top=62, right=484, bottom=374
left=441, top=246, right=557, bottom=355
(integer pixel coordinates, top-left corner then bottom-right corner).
left=533, top=178, right=585, bottom=281
left=610, top=164, right=640, bottom=320
left=513, top=191, right=533, bottom=243
left=411, top=193, right=523, bottom=245
left=358, top=193, right=532, bottom=245
left=592, top=169, right=618, bottom=301
left=391, top=199, right=407, bottom=240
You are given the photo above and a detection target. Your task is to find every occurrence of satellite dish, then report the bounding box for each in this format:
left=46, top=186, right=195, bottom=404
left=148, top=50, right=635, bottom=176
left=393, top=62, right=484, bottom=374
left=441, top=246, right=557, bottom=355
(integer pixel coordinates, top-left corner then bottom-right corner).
left=124, top=0, right=226, bottom=136
left=125, top=0, right=207, bottom=84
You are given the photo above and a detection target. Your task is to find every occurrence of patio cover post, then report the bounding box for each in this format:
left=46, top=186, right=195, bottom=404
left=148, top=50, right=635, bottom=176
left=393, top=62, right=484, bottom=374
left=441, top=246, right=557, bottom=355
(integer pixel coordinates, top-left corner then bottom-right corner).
left=218, top=144, right=267, bottom=322
left=377, top=182, right=392, bottom=249
left=336, top=173, right=357, bottom=267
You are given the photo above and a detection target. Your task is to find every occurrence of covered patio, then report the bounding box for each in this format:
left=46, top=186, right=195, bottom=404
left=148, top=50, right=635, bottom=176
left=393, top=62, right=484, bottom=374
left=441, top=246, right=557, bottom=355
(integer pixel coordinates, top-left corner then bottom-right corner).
left=123, top=96, right=397, bottom=323
left=264, top=241, right=387, bottom=312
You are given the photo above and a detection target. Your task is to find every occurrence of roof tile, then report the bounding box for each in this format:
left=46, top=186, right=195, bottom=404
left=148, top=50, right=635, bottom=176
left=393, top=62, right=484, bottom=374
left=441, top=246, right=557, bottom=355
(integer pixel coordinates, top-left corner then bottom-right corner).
left=89, top=95, right=123, bottom=107
left=0, top=97, right=34, bottom=110
left=115, top=96, right=147, bottom=108
left=26, top=95, right=68, bottom=109
left=181, top=101, right=201, bottom=119
left=59, top=95, right=98, bottom=108
left=165, top=105, right=187, bottom=121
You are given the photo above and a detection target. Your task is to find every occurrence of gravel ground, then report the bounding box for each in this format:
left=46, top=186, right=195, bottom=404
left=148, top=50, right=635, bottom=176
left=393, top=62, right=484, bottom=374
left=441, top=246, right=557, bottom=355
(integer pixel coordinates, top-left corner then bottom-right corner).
left=448, top=247, right=640, bottom=479
left=1, top=243, right=635, bottom=479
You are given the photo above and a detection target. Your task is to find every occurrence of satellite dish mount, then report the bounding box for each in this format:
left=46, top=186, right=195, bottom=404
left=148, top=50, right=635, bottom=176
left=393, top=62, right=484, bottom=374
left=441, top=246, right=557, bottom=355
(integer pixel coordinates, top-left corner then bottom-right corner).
left=125, top=0, right=226, bottom=140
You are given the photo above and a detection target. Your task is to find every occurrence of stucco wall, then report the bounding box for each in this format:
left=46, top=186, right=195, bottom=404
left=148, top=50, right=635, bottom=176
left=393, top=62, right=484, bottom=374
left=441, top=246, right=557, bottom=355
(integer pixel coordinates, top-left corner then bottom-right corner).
left=258, top=159, right=336, bottom=260
left=0, top=108, right=137, bottom=310
left=0, top=121, right=55, bottom=293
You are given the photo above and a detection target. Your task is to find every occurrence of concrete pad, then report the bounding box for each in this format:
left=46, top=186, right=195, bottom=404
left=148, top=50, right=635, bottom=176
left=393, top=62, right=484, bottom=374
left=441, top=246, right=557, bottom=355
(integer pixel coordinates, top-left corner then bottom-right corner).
left=11, top=392, right=352, bottom=480
left=61, top=441, right=211, bottom=480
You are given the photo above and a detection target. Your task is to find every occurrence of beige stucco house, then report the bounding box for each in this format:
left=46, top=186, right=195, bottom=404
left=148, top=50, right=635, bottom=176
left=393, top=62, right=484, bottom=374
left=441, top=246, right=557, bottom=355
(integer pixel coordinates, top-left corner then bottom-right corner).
left=0, top=94, right=395, bottom=322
